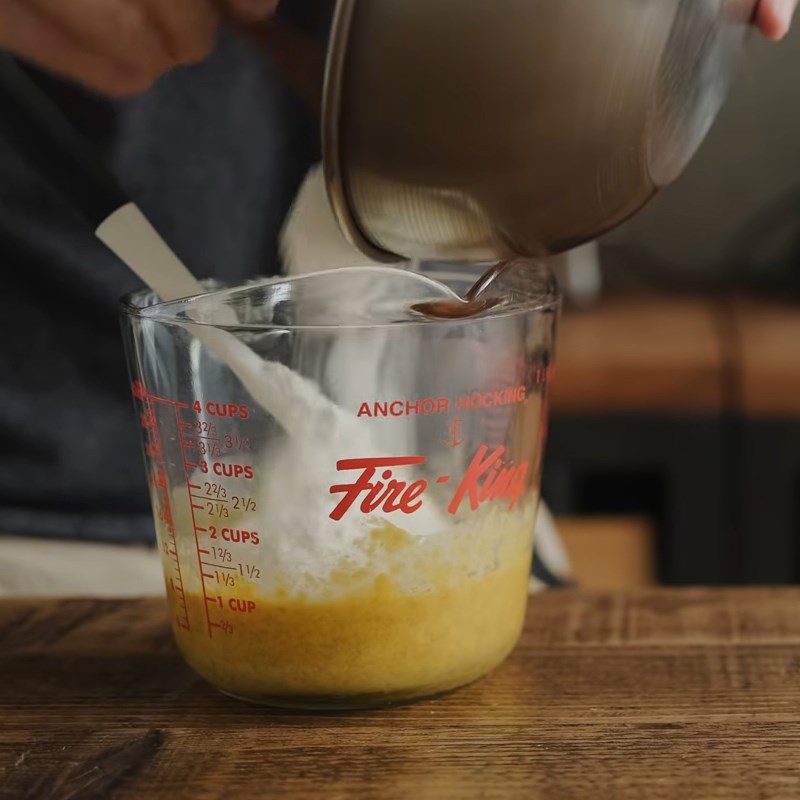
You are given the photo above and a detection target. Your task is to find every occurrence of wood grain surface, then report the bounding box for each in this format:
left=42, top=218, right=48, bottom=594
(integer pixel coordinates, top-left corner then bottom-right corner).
left=551, top=297, right=727, bottom=414
left=2, top=589, right=800, bottom=799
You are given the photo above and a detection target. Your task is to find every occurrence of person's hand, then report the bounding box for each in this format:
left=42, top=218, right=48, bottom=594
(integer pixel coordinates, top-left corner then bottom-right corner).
left=0, top=0, right=278, bottom=96
left=755, top=0, right=799, bottom=40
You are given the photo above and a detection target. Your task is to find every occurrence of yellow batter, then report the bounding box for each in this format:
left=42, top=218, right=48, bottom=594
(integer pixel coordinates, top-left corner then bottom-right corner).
left=168, top=518, right=534, bottom=706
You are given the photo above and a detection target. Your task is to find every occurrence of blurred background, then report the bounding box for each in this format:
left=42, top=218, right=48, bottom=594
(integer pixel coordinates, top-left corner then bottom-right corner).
left=1, top=1, right=799, bottom=595
left=544, top=20, right=800, bottom=588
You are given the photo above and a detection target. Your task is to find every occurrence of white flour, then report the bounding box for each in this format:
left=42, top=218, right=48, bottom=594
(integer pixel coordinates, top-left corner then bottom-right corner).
left=102, top=171, right=566, bottom=592
left=98, top=197, right=446, bottom=576
left=182, top=170, right=448, bottom=582
left=101, top=179, right=447, bottom=586
left=194, top=329, right=448, bottom=581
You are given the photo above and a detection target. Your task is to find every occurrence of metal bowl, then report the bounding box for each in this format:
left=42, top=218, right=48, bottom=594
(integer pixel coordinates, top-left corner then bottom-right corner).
left=323, top=0, right=755, bottom=263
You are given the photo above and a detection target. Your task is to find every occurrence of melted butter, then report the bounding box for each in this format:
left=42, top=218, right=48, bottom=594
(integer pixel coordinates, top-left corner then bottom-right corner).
left=169, top=519, right=533, bottom=705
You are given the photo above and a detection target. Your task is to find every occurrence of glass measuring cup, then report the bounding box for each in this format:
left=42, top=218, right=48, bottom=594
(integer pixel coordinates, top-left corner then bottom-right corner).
left=120, top=263, right=559, bottom=709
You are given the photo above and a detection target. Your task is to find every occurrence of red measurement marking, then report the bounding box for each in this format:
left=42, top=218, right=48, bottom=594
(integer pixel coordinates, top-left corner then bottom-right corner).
left=147, top=394, right=189, bottom=408
left=199, top=548, right=210, bottom=554
left=144, top=441, right=162, bottom=459
left=188, top=483, right=201, bottom=490
left=140, top=409, right=156, bottom=430
left=137, top=390, right=190, bottom=632
left=176, top=405, right=215, bottom=639
left=436, top=475, right=451, bottom=484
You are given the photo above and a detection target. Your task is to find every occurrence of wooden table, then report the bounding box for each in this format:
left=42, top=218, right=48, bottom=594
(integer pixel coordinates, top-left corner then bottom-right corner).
left=2, top=590, right=800, bottom=799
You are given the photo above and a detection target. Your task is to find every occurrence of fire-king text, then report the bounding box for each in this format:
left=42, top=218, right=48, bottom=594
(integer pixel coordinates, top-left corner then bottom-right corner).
left=328, top=446, right=529, bottom=521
